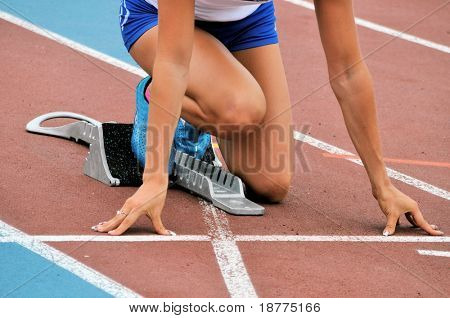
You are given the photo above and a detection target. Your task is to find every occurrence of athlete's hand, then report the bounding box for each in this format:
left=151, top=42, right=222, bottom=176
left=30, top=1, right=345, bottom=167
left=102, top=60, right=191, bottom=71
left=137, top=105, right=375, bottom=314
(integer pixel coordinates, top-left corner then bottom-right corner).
left=92, top=179, right=174, bottom=236
left=375, top=184, right=443, bottom=236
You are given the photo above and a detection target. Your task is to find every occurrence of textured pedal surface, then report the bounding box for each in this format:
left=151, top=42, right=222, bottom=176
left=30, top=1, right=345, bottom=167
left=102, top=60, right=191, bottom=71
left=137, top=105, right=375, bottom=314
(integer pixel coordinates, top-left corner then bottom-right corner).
left=172, top=151, right=265, bottom=216
left=102, top=123, right=143, bottom=186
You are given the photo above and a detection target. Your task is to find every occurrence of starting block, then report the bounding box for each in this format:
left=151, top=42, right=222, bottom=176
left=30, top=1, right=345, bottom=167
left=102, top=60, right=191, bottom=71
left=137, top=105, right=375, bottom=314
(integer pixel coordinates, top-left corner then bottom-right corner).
left=26, top=112, right=264, bottom=216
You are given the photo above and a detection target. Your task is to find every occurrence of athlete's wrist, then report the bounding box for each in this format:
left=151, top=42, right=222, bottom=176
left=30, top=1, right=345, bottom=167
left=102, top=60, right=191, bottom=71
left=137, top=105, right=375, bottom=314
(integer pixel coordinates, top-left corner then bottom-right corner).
left=142, top=171, right=169, bottom=188
left=371, top=176, right=393, bottom=200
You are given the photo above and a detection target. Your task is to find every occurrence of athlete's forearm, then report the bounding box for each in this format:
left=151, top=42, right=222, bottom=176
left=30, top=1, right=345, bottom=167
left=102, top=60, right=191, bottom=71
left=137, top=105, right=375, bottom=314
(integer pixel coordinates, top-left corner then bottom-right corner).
left=330, top=62, right=392, bottom=196
left=143, top=61, right=188, bottom=183
left=143, top=0, right=194, bottom=184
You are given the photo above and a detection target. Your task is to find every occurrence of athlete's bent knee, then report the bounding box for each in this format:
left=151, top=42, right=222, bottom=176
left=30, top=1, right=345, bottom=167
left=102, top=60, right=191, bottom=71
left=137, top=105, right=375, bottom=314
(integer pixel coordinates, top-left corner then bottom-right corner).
left=218, top=91, right=266, bottom=127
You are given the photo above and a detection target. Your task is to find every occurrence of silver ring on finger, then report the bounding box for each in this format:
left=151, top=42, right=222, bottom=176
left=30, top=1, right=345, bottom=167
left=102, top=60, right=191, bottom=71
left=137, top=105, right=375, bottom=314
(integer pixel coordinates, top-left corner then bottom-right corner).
left=116, top=210, right=128, bottom=216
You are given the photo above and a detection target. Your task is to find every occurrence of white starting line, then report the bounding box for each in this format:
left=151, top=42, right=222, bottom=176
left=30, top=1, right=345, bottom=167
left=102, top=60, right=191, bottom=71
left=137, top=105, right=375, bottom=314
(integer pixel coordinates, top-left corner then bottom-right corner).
left=1, top=234, right=449, bottom=243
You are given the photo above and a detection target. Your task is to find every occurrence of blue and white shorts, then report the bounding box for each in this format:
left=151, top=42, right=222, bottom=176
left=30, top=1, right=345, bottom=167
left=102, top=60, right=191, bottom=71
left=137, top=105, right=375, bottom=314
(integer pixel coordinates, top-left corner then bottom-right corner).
left=119, top=0, right=279, bottom=52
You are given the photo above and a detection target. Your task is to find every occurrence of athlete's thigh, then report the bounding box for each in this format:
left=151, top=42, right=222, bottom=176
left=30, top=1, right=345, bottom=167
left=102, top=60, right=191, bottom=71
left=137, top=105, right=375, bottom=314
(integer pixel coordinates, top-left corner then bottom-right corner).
left=129, top=26, right=263, bottom=122
left=232, top=44, right=294, bottom=175
left=233, top=44, right=291, bottom=124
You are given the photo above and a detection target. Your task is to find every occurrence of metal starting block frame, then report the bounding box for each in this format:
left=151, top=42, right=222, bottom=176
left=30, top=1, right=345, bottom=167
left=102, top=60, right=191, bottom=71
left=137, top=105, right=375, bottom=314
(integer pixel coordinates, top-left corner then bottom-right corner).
left=26, top=112, right=264, bottom=216
left=173, top=151, right=264, bottom=216
left=26, top=112, right=120, bottom=186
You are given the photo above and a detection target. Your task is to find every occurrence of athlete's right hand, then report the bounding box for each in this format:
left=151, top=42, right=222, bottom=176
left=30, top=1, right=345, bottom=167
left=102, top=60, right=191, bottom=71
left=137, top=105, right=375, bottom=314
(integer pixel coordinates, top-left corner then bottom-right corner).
left=92, top=178, right=174, bottom=236
left=375, top=184, right=443, bottom=236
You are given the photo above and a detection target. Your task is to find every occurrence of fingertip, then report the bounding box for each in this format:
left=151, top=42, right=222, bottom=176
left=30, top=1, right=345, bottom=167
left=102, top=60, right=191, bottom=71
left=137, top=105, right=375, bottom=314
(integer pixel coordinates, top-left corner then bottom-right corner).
left=425, top=228, right=443, bottom=236
left=94, top=222, right=109, bottom=232
left=152, top=218, right=170, bottom=236
left=382, top=227, right=394, bottom=236
left=155, top=228, right=173, bottom=236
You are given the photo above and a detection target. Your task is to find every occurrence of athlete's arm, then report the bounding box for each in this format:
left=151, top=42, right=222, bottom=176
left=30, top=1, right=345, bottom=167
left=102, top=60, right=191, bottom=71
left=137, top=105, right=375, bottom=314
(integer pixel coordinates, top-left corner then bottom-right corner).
left=313, top=0, right=442, bottom=236
left=96, top=0, right=195, bottom=235
left=145, top=0, right=195, bottom=182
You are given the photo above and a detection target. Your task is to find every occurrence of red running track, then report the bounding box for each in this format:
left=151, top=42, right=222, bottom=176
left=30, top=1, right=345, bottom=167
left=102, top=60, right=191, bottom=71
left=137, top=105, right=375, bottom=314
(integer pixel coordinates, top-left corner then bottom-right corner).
left=0, top=0, right=449, bottom=297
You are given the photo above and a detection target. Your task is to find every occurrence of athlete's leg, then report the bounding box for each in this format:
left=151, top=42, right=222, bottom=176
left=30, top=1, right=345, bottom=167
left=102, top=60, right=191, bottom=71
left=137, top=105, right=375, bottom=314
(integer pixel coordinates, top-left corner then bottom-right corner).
left=219, top=44, right=294, bottom=202
left=130, top=28, right=292, bottom=202
left=129, top=26, right=266, bottom=136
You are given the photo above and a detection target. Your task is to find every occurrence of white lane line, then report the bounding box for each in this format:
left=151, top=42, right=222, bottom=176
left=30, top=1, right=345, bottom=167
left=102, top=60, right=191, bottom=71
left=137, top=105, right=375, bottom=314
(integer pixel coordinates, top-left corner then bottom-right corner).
left=284, top=0, right=450, bottom=54
left=294, top=131, right=450, bottom=201
left=1, top=234, right=449, bottom=243
left=0, top=11, right=147, bottom=77
left=199, top=201, right=258, bottom=298
left=417, top=249, right=450, bottom=258
left=33, top=235, right=210, bottom=242
left=1, top=11, right=449, bottom=201
left=0, top=220, right=141, bottom=298
left=236, top=235, right=450, bottom=243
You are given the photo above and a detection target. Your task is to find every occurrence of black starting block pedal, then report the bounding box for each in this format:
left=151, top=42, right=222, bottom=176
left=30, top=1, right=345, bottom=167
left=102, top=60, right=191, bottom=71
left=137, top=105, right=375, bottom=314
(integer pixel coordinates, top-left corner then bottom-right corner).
left=26, top=112, right=265, bottom=216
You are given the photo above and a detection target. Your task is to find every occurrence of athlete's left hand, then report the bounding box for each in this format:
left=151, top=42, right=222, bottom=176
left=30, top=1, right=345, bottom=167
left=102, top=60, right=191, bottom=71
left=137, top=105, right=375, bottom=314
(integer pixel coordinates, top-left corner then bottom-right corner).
left=375, top=184, right=443, bottom=236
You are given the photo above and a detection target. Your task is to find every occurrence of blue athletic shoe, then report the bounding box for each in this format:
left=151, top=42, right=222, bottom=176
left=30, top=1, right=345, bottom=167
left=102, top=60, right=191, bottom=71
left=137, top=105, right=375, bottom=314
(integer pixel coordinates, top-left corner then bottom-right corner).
left=131, top=76, right=211, bottom=174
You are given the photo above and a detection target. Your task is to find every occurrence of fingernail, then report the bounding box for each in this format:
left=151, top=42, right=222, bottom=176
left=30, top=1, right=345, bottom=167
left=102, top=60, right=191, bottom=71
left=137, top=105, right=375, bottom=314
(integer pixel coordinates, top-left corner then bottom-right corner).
left=383, top=230, right=390, bottom=236
left=98, top=222, right=106, bottom=225
left=167, top=230, right=176, bottom=236
left=91, top=225, right=98, bottom=231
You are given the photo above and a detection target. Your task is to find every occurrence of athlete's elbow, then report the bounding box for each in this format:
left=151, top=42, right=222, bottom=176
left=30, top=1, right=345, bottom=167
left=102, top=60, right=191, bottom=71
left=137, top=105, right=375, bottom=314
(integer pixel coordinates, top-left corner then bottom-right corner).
left=329, top=62, right=372, bottom=101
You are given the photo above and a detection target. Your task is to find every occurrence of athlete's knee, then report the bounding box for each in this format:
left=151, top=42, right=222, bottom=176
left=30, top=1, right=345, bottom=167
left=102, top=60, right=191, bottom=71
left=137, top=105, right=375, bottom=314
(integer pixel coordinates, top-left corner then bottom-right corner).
left=217, top=89, right=266, bottom=127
